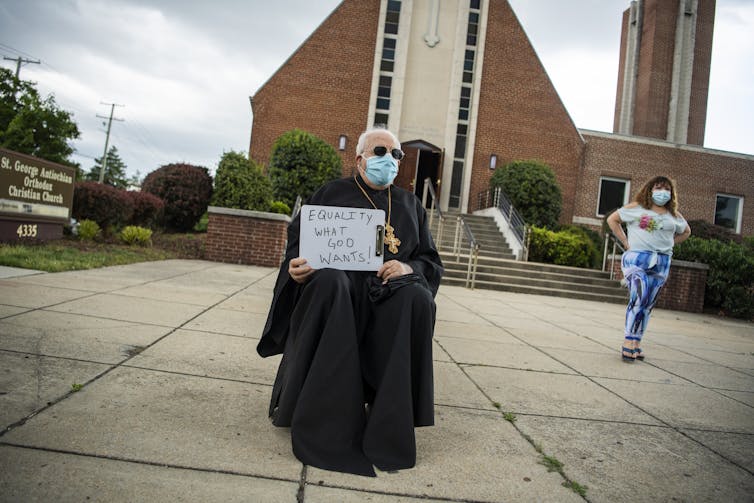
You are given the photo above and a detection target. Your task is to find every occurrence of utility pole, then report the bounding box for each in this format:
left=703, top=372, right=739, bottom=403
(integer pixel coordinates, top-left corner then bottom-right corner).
left=3, top=56, right=40, bottom=89
left=96, top=102, right=125, bottom=183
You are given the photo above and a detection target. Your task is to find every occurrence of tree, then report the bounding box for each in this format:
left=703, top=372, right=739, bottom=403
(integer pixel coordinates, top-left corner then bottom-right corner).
left=268, top=129, right=342, bottom=207
left=85, top=146, right=129, bottom=189
left=490, top=160, right=562, bottom=229
left=0, top=67, right=81, bottom=175
left=212, top=150, right=273, bottom=211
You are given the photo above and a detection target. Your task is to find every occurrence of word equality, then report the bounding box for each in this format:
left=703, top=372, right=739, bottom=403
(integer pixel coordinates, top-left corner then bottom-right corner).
left=305, top=208, right=375, bottom=226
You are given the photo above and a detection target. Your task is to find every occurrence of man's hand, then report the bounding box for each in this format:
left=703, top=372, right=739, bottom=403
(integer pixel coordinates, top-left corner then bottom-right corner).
left=289, top=257, right=315, bottom=284
left=377, top=260, right=413, bottom=284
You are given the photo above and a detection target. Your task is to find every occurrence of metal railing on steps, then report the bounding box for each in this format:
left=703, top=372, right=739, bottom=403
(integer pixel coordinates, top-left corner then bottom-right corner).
left=422, top=178, right=480, bottom=289
left=602, top=231, right=626, bottom=280
left=477, top=187, right=530, bottom=261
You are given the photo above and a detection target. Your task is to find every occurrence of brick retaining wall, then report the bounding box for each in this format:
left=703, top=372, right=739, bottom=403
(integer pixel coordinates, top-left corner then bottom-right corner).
left=608, top=255, right=708, bottom=313
left=205, top=207, right=289, bottom=267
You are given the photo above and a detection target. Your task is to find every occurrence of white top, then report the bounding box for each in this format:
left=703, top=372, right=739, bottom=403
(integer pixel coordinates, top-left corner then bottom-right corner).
left=618, top=206, right=688, bottom=255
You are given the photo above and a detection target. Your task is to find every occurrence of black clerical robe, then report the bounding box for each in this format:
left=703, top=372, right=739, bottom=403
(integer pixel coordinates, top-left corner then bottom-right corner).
left=257, top=175, right=443, bottom=476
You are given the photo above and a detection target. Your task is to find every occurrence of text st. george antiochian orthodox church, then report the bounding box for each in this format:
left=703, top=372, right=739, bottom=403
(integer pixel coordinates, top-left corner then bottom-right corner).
left=249, top=0, right=753, bottom=236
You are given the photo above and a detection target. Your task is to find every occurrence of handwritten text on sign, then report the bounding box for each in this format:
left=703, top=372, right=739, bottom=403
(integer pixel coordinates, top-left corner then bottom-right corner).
left=299, top=205, right=385, bottom=271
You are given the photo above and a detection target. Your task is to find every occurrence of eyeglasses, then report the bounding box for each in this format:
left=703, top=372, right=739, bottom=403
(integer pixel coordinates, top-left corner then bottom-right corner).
left=370, top=145, right=405, bottom=160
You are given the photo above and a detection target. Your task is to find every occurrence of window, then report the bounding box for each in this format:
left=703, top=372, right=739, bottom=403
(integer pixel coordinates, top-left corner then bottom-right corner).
left=449, top=1, right=482, bottom=209
left=597, top=177, right=629, bottom=216
left=449, top=160, right=465, bottom=207
left=463, top=50, right=475, bottom=83
left=715, top=194, right=743, bottom=233
left=380, top=37, right=396, bottom=72
left=375, top=2, right=401, bottom=127
left=467, top=11, right=479, bottom=45
left=385, top=1, right=401, bottom=34
left=376, top=75, right=392, bottom=110
left=374, top=113, right=389, bottom=126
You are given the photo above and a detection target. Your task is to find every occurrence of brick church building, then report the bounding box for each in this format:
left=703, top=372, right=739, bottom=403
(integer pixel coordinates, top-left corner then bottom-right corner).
left=249, top=0, right=753, bottom=236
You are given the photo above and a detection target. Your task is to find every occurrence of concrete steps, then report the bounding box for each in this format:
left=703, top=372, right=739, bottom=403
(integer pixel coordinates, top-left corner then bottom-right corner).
left=430, top=211, right=626, bottom=304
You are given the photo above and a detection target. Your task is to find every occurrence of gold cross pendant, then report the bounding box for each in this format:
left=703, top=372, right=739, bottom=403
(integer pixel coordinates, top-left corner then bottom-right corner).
left=385, top=224, right=401, bottom=254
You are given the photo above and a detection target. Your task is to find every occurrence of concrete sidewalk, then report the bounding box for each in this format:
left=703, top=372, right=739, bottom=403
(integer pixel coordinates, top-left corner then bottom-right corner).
left=0, top=259, right=752, bottom=502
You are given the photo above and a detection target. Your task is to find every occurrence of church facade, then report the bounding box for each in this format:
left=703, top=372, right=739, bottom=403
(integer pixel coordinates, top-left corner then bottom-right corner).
left=249, top=0, right=753, bottom=236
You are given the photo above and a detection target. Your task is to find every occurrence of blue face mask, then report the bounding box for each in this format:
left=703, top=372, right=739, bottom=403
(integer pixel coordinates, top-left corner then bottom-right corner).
left=652, top=189, right=671, bottom=206
left=364, top=154, right=399, bottom=186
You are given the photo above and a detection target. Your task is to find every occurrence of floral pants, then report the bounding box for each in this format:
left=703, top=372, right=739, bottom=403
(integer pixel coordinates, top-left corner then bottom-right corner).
left=621, top=250, right=671, bottom=341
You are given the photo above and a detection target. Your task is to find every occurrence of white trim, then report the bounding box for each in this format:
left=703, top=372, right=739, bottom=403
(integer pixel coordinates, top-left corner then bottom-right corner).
left=617, top=0, right=642, bottom=135
left=474, top=207, right=524, bottom=260
left=389, top=0, right=413, bottom=132
left=208, top=206, right=291, bottom=223
left=461, top=1, right=488, bottom=214
left=580, top=129, right=754, bottom=160
left=573, top=216, right=603, bottom=227
left=667, top=0, right=697, bottom=143
left=366, top=1, right=389, bottom=129
left=440, top=2, right=469, bottom=212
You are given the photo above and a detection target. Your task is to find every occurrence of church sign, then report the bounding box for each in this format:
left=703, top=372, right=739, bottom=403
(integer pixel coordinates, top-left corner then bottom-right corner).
left=0, top=148, right=76, bottom=242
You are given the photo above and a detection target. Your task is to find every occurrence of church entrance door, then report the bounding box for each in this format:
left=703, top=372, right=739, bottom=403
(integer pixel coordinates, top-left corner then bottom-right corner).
left=398, top=140, right=443, bottom=208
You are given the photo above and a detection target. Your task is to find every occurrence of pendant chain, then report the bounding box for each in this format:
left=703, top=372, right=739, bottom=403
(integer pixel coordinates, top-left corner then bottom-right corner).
left=353, top=175, right=401, bottom=253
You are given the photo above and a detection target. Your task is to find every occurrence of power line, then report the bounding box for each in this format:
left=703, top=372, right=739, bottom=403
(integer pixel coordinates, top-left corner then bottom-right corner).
left=0, top=43, right=38, bottom=60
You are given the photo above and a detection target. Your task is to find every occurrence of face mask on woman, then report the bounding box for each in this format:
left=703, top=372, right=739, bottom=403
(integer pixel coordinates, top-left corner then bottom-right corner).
left=364, top=154, right=399, bottom=186
left=652, top=189, right=671, bottom=206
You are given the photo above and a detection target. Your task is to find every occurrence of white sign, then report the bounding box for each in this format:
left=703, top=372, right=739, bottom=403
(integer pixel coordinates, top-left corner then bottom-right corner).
left=299, top=204, right=385, bottom=271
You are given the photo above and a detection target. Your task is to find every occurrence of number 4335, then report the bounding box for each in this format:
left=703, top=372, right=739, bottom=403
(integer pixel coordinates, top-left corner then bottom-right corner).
left=16, top=224, right=38, bottom=238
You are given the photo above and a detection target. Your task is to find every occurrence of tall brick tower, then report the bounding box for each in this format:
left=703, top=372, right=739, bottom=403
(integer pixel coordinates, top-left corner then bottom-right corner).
left=613, top=0, right=715, bottom=146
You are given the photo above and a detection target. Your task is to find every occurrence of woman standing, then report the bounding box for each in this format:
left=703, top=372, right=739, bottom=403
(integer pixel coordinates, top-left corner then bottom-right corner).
left=606, top=176, right=692, bottom=362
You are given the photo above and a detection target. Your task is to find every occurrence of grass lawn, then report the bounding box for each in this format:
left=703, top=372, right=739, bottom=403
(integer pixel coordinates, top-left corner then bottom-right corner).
left=0, top=232, right=206, bottom=273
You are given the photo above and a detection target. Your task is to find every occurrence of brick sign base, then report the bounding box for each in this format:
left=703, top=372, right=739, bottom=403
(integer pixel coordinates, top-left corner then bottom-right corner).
left=0, top=219, right=63, bottom=243
left=205, top=207, right=290, bottom=267
left=608, top=255, right=709, bottom=313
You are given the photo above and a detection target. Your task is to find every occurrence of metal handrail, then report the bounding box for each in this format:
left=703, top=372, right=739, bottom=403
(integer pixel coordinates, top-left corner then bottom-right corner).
left=477, top=187, right=530, bottom=260
left=423, top=178, right=480, bottom=289
left=602, top=231, right=626, bottom=280
left=459, top=217, right=480, bottom=289
left=423, top=177, right=445, bottom=244
left=494, top=188, right=526, bottom=245
left=292, top=195, right=303, bottom=218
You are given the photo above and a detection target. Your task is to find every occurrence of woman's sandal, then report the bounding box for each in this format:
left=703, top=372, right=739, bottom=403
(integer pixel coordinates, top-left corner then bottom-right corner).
left=621, top=346, right=636, bottom=362
left=635, top=348, right=645, bottom=361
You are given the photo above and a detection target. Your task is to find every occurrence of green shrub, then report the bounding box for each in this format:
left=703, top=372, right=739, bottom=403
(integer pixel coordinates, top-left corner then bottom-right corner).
left=141, top=163, right=213, bottom=232
left=120, top=226, right=153, bottom=246
left=490, top=160, right=562, bottom=229
left=73, top=181, right=134, bottom=231
left=686, top=219, right=742, bottom=244
left=269, top=200, right=291, bottom=215
left=212, top=151, right=273, bottom=211
left=744, top=236, right=754, bottom=252
left=268, top=129, right=342, bottom=207
left=194, top=212, right=208, bottom=232
left=77, top=219, right=100, bottom=241
left=674, top=236, right=754, bottom=319
left=527, top=226, right=596, bottom=268
left=557, top=225, right=602, bottom=268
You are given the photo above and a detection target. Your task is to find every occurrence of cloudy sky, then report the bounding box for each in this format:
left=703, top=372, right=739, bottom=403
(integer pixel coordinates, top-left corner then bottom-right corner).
left=1, top=0, right=752, bottom=180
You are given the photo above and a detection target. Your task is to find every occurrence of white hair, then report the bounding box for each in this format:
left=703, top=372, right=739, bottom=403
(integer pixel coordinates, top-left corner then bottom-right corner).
left=355, top=126, right=401, bottom=156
